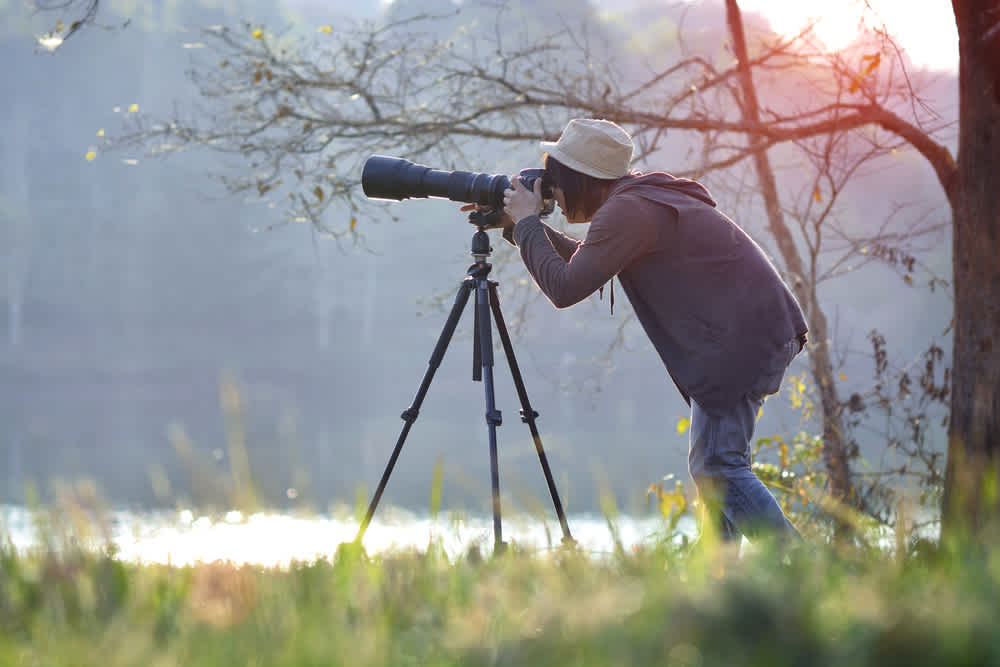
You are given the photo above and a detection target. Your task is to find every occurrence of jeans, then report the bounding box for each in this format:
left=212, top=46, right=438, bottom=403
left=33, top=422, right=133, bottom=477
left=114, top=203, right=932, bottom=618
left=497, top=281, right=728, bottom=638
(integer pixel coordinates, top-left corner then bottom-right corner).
left=688, top=337, right=802, bottom=543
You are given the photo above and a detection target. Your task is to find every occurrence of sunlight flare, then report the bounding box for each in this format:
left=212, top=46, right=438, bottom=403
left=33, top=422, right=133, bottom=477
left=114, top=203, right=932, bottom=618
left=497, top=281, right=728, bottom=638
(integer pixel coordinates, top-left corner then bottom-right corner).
left=734, top=0, right=958, bottom=71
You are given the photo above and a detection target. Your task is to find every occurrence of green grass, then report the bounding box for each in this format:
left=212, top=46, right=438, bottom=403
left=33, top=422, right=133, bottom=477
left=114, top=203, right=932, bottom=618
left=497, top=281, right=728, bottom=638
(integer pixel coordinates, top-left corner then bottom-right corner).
left=3, top=518, right=1000, bottom=667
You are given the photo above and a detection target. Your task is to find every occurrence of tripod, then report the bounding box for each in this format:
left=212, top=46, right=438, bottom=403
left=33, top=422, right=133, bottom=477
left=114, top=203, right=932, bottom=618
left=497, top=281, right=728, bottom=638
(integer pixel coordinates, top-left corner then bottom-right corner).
left=354, top=214, right=575, bottom=554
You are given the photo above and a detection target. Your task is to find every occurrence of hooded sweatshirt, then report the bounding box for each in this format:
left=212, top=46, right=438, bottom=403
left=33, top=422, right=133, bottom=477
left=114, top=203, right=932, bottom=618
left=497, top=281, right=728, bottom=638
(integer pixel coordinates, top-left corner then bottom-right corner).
left=511, top=171, right=808, bottom=415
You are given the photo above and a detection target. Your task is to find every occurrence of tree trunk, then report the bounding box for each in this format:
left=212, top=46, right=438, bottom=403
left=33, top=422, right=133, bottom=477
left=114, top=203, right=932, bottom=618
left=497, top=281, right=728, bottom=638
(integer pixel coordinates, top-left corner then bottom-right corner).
left=803, top=304, right=853, bottom=505
left=942, top=0, right=1000, bottom=541
left=725, top=0, right=854, bottom=511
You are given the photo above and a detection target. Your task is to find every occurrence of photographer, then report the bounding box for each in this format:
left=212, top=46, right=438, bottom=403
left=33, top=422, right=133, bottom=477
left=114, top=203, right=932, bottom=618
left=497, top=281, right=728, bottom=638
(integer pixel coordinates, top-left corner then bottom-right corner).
left=502, top=118, right=807, bottom=543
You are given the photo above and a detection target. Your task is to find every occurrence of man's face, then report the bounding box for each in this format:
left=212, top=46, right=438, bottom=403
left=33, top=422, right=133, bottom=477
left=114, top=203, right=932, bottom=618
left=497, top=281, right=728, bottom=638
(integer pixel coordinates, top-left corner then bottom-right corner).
left=553, top=187, right=587, bottom=223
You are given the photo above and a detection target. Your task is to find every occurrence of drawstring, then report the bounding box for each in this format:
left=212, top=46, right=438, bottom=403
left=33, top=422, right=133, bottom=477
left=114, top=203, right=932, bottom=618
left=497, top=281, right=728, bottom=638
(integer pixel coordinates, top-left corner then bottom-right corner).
left=598, top=277, right=615, bottom=316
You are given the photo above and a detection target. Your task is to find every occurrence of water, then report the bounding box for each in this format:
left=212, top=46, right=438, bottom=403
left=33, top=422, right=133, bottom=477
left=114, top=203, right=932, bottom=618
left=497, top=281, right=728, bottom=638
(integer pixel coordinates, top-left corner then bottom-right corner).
left=1, top=505, right=691, bottom=566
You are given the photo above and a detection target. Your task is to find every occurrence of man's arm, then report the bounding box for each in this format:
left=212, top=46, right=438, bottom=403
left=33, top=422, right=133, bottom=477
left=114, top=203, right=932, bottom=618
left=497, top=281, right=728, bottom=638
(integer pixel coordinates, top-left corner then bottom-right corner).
left=502, top=217, right=581, bottom=261
left=512, top=194, right=658, bottom=308
left=541, top=225, right=582, bottom=261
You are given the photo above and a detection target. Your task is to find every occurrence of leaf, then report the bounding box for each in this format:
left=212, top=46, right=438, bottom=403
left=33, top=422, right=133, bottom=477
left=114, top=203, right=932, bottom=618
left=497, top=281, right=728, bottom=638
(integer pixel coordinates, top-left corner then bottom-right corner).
left=254, top=70, right=262, bottom=84
left=128, top=104, right=139, bottom=113
left=96, top=129, right=104, bottom=137
left=849, top=52, right=882, bottom=93
left=251, top=28, right=263, bottom=40
left=904, top=274, right=913, bottom=285
left=839, top=372, right=847, bottom=381
left=317, top=25, right=333, bottom=34
left=85, top=150, right=97, bottom=161
left=314, top=186, right=324, bottom=201
left=349, top=217, right=357, bottom=231
left=676, top=417, right=690, bottom=435
left=861, top=52, right=882, bottom=68
left=812, top=186, right=822, bottom=203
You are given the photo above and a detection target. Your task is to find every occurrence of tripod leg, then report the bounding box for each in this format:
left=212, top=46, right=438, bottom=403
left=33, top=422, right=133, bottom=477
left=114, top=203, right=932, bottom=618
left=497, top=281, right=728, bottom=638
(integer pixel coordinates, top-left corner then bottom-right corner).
left=475, top=278, right=505, bottom=553
left=354, top=280, right=473, bottom=544
left=488, top=283, right=575, bottom=545
left=472, top=285, right=482, bottom=382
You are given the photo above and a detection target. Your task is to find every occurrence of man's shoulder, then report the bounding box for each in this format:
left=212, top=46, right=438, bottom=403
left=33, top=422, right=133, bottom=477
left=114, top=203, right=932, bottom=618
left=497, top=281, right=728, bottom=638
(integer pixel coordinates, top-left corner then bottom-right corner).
left=587, top=189, right=672, bottom=248
left=603, top=188, right=649, bottom=208
left=595, top=189, right=666, bottom=222
left=599, top=188, right=679, bottom=226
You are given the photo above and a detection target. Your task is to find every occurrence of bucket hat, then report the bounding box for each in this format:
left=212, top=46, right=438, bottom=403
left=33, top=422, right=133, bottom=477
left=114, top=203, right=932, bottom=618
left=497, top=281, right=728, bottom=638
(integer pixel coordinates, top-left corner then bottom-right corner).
left=539, top=118, right=634, bottom=179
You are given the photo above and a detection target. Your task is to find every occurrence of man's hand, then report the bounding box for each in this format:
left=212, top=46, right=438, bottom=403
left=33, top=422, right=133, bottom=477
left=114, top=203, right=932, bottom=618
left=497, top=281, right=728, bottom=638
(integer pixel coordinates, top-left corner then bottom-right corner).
left=504, top=176, right=543, bottom=223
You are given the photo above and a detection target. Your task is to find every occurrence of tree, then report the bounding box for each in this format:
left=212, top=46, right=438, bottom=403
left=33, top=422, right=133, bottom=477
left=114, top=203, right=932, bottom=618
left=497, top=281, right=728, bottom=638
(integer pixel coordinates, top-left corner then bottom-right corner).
left=941, top=0, right=1000, bottom=541
left=106, top=0, right=990, bottom=537
left=723, top=0, right=854, bottom=514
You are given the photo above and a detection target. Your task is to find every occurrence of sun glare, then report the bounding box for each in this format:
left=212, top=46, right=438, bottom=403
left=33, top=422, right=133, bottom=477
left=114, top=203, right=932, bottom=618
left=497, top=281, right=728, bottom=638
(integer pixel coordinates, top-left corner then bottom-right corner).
left=737, top=0, right=958, bottom=71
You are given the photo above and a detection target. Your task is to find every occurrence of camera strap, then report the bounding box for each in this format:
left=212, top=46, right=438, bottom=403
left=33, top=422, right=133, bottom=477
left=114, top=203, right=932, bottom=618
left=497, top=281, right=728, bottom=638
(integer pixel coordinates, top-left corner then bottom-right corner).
left=598, top=277, right=615, bottom=316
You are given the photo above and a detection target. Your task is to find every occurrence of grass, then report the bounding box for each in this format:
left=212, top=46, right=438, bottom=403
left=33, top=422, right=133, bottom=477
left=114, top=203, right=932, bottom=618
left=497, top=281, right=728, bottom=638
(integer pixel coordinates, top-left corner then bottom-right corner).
left=3, top=509, right=1000, bottom=667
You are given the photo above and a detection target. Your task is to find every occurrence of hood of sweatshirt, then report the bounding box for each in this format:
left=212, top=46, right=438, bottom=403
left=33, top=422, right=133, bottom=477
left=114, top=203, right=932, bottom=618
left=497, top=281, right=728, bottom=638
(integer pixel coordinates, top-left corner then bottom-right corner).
left=611, top=171, right=717, bottom=208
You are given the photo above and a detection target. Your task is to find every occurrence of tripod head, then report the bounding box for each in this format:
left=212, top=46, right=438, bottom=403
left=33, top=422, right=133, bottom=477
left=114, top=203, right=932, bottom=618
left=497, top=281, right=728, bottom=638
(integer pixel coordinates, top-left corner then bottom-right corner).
left=466, top=209, right=504, bottom=264
left=467, top=208, right=506, bottom=229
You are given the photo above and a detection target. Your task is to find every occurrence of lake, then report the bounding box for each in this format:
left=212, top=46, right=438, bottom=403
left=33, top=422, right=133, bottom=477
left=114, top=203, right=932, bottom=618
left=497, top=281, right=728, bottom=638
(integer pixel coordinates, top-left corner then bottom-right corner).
left=1, top=505, right=693, bottom=566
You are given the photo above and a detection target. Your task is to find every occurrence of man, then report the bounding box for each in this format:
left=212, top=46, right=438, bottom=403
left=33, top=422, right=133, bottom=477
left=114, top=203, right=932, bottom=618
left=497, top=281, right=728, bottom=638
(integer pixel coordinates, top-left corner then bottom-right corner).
left=501, top=118, right=807, bottom=542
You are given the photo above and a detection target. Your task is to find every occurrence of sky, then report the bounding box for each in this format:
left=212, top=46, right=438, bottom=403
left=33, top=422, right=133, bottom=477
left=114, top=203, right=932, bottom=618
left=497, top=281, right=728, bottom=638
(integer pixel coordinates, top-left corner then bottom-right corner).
left=291, top=0, right=960, bottom=73
left=736, top=0, right=959, bottom=71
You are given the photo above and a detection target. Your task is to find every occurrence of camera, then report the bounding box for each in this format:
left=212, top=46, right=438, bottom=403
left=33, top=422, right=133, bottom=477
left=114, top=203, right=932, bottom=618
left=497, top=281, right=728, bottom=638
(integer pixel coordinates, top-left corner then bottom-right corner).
left=361, top=155, right=555, bottom=217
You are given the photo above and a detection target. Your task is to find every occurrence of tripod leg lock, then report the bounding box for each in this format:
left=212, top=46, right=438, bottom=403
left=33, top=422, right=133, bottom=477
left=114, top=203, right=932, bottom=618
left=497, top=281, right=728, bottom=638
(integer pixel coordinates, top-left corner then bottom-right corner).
left=401, top=408, right=419, bottom=423
left=520, top=408, right=539, bottom=423
left=486, top=409, right=502, bottom=426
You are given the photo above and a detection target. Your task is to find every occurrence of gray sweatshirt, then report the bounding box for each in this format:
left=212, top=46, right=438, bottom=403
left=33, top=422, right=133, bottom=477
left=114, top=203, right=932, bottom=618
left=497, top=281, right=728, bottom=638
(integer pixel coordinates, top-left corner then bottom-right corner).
left=512, top=172, right=808, bottom=415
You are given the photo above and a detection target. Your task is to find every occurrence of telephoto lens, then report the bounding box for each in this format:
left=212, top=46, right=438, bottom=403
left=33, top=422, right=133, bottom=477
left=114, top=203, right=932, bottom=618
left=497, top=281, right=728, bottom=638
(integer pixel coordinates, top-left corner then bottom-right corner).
left=361, top=155, right=554, bottom=215
left=362, top=156, right=510, bottom=208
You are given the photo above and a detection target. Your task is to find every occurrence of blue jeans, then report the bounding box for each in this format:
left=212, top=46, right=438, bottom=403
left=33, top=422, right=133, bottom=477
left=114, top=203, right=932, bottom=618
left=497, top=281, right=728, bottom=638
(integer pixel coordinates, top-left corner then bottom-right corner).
left=688, top=337, right=802, bottom=543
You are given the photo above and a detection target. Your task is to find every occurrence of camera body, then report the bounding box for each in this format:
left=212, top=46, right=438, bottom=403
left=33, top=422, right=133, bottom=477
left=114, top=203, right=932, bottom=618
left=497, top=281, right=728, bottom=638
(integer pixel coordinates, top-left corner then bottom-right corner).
left=514, top=168, right=555, bottom=216
left=362, top=156, right=555, bottom=217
